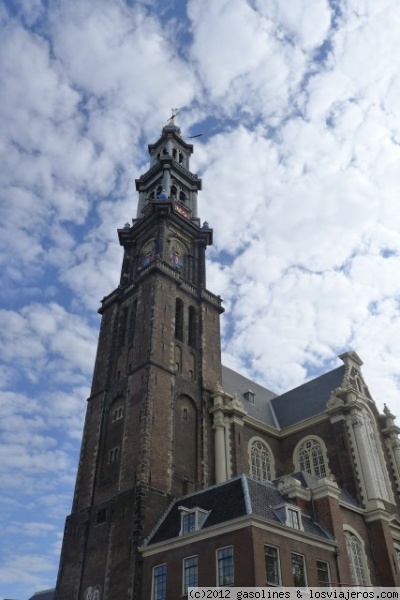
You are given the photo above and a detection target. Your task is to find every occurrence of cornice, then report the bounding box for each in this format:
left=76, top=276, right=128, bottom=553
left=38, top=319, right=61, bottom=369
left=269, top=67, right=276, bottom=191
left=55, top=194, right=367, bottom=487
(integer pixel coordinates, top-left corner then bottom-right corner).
left=243, top=412, right=331, bottom=439
left=140, top=513, right=337, bottom=557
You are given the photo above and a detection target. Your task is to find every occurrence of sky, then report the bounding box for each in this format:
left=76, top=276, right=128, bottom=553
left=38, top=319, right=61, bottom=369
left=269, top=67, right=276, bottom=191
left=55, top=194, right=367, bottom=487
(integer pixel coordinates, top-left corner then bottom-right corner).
left=1, top=0, right=400, bottom=597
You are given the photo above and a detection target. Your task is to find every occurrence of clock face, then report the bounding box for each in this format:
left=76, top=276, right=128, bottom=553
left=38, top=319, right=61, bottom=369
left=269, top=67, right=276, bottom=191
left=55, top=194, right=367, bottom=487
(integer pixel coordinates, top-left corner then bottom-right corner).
left=174, top=203, right=189, bottom=219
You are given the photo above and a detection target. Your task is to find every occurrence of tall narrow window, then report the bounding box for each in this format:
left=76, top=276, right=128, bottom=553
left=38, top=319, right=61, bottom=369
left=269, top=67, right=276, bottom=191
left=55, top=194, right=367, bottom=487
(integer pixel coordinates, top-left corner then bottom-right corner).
left=152, top=564, right=167, bottom=600
left=175, top=298, right=184, bottom=341
left=265, top=545, right=280, bottom=585
left=345, top=532, right=369, bottom=586
left=188, top=306, right=196, bottom=347
left=128, top=299, right=137, bottom=342
left=287, top=508, right=300, bottom=530
left=297, top=438, right=327, bottom=478
left=183, top=556, right=198, bottom=594
left=217, top=546, right=234, bottom=586
left=182, top=512, right=196, bottom=534
left=291, top=553, right=306, bottom=587
left=316, top=560, right=330, bottom=587
left=250, top=440, right=272, bottom=481
left=117, top=307, right=128, bottom=347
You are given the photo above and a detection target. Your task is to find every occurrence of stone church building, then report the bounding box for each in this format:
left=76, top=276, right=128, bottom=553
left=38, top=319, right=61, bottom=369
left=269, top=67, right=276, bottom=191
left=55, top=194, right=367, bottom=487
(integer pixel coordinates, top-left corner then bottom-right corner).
left=55, top=120, right=400, bottom=599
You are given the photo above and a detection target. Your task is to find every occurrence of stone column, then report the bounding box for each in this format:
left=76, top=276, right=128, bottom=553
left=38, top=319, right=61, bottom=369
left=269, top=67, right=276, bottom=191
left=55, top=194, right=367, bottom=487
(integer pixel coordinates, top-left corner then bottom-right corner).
left=351, top=412, right=380, bottom=505
left=214, top=415, right=227, bottom=484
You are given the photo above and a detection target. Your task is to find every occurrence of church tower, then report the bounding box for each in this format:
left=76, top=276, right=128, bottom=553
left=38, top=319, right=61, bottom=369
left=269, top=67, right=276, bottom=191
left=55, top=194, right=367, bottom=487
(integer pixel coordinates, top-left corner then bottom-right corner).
left=56, top=118, right=224, bottom=600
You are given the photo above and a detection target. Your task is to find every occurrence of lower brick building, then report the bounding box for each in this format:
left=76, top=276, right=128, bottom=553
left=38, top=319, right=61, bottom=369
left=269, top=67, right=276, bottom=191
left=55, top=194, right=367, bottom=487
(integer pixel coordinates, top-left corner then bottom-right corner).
left=56, top=119, right=400, bottom=599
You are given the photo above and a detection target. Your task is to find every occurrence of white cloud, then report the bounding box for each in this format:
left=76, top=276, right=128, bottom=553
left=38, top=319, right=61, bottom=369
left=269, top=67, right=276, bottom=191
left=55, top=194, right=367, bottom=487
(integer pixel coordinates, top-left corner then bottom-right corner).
left=2, top=0, right=400, bottom=597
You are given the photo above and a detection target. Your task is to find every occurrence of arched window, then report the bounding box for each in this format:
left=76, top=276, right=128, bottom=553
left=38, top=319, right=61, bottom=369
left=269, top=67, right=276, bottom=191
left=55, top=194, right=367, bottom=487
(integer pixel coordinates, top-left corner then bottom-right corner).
left=345, top=531, right=369, bottom=586
left=175, top=298, right=184, bottom=341
left=295, top=437, right=328, bottom=479
left=249, top=439, right=273, bottom=481
left=171, top=185, right=177, bottom=197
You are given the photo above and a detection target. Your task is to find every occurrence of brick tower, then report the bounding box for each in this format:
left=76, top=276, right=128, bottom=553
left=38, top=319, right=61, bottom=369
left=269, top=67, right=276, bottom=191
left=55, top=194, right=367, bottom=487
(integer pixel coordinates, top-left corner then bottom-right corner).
left=56, top=118, right=223, bottom=600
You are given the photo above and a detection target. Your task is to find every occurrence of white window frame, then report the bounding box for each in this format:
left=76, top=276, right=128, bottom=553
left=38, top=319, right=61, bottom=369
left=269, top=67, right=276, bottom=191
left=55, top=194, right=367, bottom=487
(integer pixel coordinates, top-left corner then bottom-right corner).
left=316, top=560, right=331, bottom=587
left=287, top=507, right=302, bottom=530
left=344, top=528, right=370, bottom=586
left=291, top=552, right=307, bottom=588
left=182, top=555, right=198, bottom=595
left=179, top=506, right=209, bottom=535
left=264, top=545, right=281, bottom=586
left=216, top=546, right=234, bottom=587
left=293, top=436, right=329, bottom=479
left=152, top=563, right=167, bottom=600
left=248, top=437, right=275, bottom=481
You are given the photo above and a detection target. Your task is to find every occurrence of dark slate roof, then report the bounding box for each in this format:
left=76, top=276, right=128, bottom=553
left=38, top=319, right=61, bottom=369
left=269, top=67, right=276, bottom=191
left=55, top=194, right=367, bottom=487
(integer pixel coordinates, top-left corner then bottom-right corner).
left=28, top=590, right=56, bottom=600
left=147, top=475, right=332, bottom=545
left=246, top=477, right=333, bottom=539
left=149, top=477, right=248, bottom=544
left=221, top=365, right=278, bottom=427
left=271, top=365, right=345, bottom=428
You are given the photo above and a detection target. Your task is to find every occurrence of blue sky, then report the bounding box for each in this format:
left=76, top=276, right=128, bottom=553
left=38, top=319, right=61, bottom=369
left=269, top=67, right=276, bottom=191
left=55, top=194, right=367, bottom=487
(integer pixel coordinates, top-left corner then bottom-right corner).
left=2, top=0, right=400, bottom=597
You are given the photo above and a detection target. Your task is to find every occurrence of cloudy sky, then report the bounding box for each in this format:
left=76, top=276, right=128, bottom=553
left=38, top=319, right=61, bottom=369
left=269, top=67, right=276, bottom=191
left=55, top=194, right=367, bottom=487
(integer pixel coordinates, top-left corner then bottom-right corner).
left=1, top=0, right=400, bottom=596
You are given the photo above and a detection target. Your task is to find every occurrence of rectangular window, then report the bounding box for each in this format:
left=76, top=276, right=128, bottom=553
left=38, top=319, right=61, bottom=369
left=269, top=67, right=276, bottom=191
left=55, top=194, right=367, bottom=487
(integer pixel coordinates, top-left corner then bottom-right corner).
left=112, top=406, right=124, bottom=421
left=96, top=508, right=107, bottom=524
left=288, top=508, right=300, bottom=529
left=152, top=564, right=167, bottom=600
left=217, top=546, right=234, bottom=586
left=183, top=555, right=198, bottom=595
left=182, top=512, right=196, bottom=534
left=265, top=545, right=280, bottom=585
left=291, top=553, right=306, bottom=587
left=180, top=508, right=209, bottom=535
left=316, top=560, right=330, bottom=587
left=108, top=447, right=119, bottom=463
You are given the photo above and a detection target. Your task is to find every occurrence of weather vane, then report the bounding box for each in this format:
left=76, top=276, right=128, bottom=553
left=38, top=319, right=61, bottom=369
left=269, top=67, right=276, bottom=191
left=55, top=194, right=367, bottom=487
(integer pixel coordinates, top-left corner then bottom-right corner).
left=168, top=108, right=179, bottom=124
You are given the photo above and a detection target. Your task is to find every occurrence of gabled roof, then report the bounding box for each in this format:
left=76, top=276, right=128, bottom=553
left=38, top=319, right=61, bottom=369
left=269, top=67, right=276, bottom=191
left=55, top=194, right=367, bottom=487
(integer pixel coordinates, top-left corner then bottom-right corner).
left=222, top=363, right=346, bottom=430
left=146, top=475, right=332, bottom=546
left=221, top=365, right=278, bottom=427
left=271, top=366, right=345, bottom=428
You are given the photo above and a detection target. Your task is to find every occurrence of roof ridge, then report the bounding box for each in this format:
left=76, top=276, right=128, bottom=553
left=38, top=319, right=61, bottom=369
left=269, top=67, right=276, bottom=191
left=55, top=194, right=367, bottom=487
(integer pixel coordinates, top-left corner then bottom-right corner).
left=274, top=365, right=344, bottom=400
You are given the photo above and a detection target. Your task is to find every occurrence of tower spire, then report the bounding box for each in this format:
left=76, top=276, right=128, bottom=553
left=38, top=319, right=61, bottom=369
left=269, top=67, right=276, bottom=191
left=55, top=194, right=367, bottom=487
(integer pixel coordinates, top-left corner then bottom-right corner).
left=135, top=115, right=202, bottom=221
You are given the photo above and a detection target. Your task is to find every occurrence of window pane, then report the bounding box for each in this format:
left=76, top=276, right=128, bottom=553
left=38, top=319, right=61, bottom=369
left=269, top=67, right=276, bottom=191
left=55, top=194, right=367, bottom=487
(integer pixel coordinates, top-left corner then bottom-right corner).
left=298, top=439, right=326, bottom=478
left=217, top=547, right=234, bottom=586
left=291, top=553, right=306, bottom=587
left=182, top=512, right=196, bottom=534
left=184, top=556, right=198, bottom=594
left=288, top=509, right=300, bottom=529
left=153, top=564, right=167, bottom=600
left=265, top=546, right=280, bottom=585
left=346, top=533, right=368, bottom=586
left=316, top=560, right=330, bottom=587
left=250, top=441, right=271, bottom=481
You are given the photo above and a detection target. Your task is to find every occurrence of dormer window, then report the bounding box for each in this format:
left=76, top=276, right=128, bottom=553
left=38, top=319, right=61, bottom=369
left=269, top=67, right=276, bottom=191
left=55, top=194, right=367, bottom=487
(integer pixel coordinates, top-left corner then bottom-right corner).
left=244, top=390, right=255, bottom=404
left=179, top=506, right=209, bottom=535
left=274, top=504, right=303, bottom=531
left=287, top=507, right=301, bottom=530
